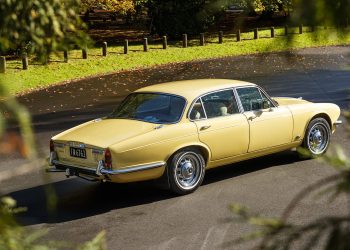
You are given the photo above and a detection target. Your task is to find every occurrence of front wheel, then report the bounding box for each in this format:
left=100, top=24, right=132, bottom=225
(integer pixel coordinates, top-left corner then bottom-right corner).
left=167, top=148, right=205, bottom=195
left=299, top=117, right=331, bottom=158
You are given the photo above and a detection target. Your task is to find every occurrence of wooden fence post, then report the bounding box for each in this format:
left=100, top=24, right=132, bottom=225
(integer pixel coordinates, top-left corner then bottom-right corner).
left=143, top=38, right=148, bottom=52
left=200, top=33, right=205, bottom=46
left=285, top=25, right=289, bottom=36
left=124, top=39, right=128, bottom=54
left=254, top=28, right=259, bottom=39
left=102, top=42, right=107, bottom=56
left=82, top=47, right=87, bottom=59
left=22, top=53, right=28, bottom=70
left=162, top=36, right=167, bottom=49
left=271, top=27, right=275, bottom=38
left=183, top=34, right=188, bottom=48
left=218, top=31, right=223, bottom=44
left=63, top=50, right=68, bottom=63
left=0, top=56, right=6, bottom=73
left=237, top=29, right=241, bottom=42
left=299, top=24, right=303, bottom=34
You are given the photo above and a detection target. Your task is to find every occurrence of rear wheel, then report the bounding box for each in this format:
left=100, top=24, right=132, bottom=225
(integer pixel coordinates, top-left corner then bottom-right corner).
left=167, top=148, right=205, bottom=195
left=299, top=118, right=331, bottom=158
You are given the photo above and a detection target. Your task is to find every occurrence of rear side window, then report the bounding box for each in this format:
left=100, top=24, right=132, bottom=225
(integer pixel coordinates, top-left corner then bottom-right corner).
left=201, top=89, right=239, bottom=118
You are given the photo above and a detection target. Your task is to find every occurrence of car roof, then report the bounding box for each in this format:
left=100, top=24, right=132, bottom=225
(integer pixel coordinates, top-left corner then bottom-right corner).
left=135, top=79, right=256, bottom=100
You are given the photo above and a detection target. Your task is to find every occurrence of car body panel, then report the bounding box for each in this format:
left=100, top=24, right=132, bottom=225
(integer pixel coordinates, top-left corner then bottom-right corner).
left=48, top=79, right=341, bottom=184
left=244, top=106, right=294, bottom=152
left=193, top=114, right=249, bottom=160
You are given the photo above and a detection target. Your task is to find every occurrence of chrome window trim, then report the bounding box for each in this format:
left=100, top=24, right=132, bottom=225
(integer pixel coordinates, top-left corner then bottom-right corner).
left=232, top=88, right=245, bottom=113
left=234, top=86, right=277, bottom=113
left=199, top=98, right=208, bottom=119
left=187, top=87, right=243, bottom=122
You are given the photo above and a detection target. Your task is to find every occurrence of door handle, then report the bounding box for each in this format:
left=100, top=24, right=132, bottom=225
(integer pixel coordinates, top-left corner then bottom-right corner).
left=200, top=125, right=211, bottom=131
left=248, top=116, right=256, bottom=121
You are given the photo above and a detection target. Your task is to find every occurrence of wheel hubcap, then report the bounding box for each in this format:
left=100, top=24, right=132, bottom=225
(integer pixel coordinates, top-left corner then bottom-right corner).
left=308, top=123, right=329, bottom=154
left=174, top=152, right=203, bottom=190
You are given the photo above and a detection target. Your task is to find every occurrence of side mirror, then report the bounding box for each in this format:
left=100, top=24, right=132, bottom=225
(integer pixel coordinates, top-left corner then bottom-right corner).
left=251, top=99, right=271, bottom=110
left=262, top=100, right=271, bottom=109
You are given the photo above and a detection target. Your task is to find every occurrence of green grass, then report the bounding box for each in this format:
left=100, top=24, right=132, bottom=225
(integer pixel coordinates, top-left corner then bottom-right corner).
left=2, top=27, right=350, bottom=95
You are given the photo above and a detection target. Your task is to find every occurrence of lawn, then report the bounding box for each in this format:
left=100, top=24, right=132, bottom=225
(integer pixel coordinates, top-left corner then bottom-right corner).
left=2, top=27, right=350, bottom=95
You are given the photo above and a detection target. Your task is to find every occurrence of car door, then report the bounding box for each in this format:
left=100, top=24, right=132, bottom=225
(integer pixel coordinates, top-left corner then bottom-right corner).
left=189, top=89, right=249, bottom=161
left=236, top=86, right=293, bottom=152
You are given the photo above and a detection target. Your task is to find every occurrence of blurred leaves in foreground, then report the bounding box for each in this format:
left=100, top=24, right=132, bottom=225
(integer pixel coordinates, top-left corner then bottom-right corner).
left=0, top=0, right=89, bottom=61
left=0, top=196, right=106, bottom=250
left=0, top=0, right=105, bottom=249
left=230, top=112, right=350, bottom=249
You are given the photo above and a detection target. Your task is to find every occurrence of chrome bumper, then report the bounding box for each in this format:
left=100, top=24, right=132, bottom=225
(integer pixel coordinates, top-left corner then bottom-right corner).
left=47, top=159, right=165, bottom=177
left=334, top=120, right=342, bottom=126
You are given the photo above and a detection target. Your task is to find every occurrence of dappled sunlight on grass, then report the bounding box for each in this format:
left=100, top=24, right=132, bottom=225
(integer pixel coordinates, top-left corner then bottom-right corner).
left=3, top=28, right=350, bottom=95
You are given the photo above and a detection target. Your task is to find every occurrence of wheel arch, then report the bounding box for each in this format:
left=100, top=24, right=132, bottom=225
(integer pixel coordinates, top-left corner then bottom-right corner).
left=167, top=143, right=211, bottom=165
left=302, top=112, right=332, bottom=140
left=308, top=112, right=332, bottom=129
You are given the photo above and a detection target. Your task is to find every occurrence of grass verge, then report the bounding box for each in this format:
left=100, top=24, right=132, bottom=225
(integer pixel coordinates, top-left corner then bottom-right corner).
left=2, top=27, right=350, bottom=95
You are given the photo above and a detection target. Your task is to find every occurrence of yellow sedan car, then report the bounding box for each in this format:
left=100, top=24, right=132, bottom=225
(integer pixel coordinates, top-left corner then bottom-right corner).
left=48, top=79, right=342, bottom=194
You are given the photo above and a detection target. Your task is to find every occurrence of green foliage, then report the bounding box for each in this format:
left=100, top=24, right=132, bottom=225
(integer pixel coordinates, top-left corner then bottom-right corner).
left=293, top=0, right=350, bottom=27
left=0, top=0, right=88, bottom=61
left=230, top=113, right=350, bottom=249
left=0, top=195, right=107, bottom=250
left=3, top=28, right=349, bottom=95
left=80, top=0, right=135, bottom=15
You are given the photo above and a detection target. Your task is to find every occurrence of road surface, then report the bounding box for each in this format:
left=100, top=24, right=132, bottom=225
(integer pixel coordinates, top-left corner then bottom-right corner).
left=1, top=46, right=350, bottom=249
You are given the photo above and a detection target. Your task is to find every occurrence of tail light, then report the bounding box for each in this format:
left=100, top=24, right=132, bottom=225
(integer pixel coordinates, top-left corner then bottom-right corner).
left=104, top=149, right=112, bottom=169
left=50, top=140, right=54, bottom=152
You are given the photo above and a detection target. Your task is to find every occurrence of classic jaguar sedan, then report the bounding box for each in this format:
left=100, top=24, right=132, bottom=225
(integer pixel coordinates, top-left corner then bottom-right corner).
left=48, top=79, right=342, bottom=194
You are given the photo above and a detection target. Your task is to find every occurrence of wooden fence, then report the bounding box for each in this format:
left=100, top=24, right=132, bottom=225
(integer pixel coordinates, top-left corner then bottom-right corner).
left=0, top=25, right=333, bottom=73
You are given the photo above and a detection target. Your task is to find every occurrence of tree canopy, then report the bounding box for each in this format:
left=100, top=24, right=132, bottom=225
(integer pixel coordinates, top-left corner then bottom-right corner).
left=80, top=0, right=135, bottom=15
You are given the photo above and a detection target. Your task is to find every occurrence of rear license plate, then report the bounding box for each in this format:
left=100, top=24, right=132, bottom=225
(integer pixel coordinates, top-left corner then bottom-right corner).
left=70, top=147, right=86, bottom=159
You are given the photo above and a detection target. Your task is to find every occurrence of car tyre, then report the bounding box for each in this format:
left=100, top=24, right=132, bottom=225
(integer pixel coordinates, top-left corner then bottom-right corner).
left=167, top=148, right=205, bottom=195
left=299, top=117, right=331, bottom=158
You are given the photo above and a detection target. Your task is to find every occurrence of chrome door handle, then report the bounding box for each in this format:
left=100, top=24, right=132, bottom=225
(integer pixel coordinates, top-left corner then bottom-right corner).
left=200, top=125, right=211, bottom=131
left=248, top=116, right=256, bottom=121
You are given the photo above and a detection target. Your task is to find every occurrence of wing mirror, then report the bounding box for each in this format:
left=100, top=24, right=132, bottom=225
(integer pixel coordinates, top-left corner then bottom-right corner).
left=262, top=100, right=271, bottom=109
left=251, top=99, right=272, bottom=110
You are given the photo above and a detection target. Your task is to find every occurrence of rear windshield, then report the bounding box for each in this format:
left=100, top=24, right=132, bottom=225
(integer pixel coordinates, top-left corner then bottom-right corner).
left=108, top=93, right=186, bottom=124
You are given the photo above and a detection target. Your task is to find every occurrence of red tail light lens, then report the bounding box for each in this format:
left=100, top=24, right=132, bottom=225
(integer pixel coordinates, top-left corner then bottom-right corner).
left=50, top=140, right=54, bottom=152
left=104, top=149, right=112, bottom=169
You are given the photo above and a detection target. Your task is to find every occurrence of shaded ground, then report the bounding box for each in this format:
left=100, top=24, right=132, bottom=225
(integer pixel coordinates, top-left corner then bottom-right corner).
left=1, top=46, right=350, bottom=249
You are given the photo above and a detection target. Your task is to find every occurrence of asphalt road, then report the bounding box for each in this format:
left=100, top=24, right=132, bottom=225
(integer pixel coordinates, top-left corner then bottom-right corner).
left=1, top=46, right=350, bottom=249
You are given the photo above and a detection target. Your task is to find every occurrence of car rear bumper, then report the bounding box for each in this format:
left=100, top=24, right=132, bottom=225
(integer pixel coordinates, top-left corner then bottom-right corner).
left=47, top=153, right=165, bottom=181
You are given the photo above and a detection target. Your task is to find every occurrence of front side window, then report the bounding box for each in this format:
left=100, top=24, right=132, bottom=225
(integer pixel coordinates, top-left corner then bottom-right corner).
left=109, top=93, right=186, bottom=124
left=201, top=89, right=239, bottom=118
left=236, top=87, right=267, bottom=111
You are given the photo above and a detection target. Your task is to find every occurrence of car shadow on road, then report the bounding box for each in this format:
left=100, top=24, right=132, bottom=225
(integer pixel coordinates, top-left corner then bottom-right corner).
left=7, top=150, right=307, bottom=226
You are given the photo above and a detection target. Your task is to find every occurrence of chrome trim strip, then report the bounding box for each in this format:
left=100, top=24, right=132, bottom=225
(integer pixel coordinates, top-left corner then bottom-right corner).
left=99, top=161, right=165, bottom=175
left=334, top=120, right=342, bottom=126
left=50, top=160, right=165, bottom=175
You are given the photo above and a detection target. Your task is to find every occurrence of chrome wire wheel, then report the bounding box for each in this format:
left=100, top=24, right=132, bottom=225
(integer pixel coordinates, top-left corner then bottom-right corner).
left=305, top=119, right=330, bottom=156
left=167, top=148, right=206, bottom=195
left=174, top=152, right=204, bottom=190
left=299, top=117, right=331, bottom=159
